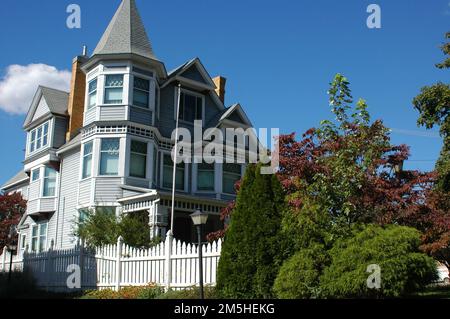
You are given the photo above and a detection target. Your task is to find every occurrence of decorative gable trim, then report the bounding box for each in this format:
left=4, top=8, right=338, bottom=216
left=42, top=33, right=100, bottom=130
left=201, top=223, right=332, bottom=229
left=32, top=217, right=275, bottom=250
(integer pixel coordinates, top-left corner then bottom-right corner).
left=24, top=87, right=45, bottom=128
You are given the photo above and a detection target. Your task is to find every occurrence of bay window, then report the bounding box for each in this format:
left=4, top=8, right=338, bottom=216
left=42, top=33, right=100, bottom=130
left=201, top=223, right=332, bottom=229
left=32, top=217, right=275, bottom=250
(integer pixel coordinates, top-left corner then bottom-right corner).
left=179, top=92, right=203, bottom=122
left=100, top=138, right=120, bottom=176
left=31, top=223, right=47, bottom=253
left=29, top=121, right=49, bottom=154
left=82, top=141, right=93, bottom=179
left=31, top=168, right=40, bottom=182
left=162, top=154, right=185, bottom=190
left=88, top=78, right=98, bottom=109
left=133, top=77, right=150, bottom=108
left=43, top=167, right=56, bottom=197
left=197, top=163, right=215, bottom=191
left=130, top=140, right=147, bottom=178
left=104, top=75, right=124, bottom=104
left=223, top=163, right=241, bottom=194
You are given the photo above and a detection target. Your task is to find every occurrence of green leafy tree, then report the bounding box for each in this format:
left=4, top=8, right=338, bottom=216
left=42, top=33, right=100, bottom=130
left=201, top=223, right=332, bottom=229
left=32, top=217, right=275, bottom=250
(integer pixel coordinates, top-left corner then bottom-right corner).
left=413, top=31, right=450, bottom=191
left=320, top=224, right=438, bottom=298
left=74, top=209, right=158, bottom=248
left=216, top=164, right=286, bottom=299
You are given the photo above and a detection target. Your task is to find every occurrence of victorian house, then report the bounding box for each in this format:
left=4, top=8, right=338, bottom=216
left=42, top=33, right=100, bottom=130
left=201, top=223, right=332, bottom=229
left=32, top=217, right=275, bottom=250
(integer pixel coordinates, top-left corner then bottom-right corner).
left=1, top=0, right=254, bottom=252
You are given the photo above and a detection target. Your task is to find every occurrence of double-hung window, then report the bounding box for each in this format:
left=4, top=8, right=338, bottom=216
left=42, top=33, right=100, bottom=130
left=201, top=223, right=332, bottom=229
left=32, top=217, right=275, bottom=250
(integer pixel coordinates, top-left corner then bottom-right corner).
left=82, top=141, right=93, bottom=179
left=88, top=78, right=98, bottom=109
left=29, top=122, right=49, bottom=154
left=179, top=92, right=203, bottom=122
left=104, top=75, right=124, bottom=104
left=31, top=223, right=47, bottom=253
left=43, top=167, right=56, bottom=197
left=133, top=77, right=150, bottom=108
left=130, top=140, right=147, bottom=178
left=223, top=164, right=241, bottom=194
left=31, top=168, right=40, bottom=182
left=197, top=163, right=215, bottom=191
left=100, top=138, right=120, bottom=176
left=162, top=154, right=185, bottom=190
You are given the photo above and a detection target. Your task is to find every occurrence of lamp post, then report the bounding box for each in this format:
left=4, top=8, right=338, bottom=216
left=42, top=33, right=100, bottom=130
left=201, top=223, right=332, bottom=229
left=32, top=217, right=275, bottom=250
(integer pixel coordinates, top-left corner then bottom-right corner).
left=190, top=209, right=209, bottom=299
left=7, top=225, right=18, bottom=284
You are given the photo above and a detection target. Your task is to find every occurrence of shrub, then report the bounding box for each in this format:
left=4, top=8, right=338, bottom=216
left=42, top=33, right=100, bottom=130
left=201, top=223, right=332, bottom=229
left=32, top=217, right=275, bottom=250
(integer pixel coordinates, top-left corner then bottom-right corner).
left=216, top=164, right=286, bottom=299
left=81, top=283, right=164, bottom=299
left=273, top=243, right=329, bottom=299
left=320, top=224, right=438, bottom=298
left=157, top=286, right=217, bottom=299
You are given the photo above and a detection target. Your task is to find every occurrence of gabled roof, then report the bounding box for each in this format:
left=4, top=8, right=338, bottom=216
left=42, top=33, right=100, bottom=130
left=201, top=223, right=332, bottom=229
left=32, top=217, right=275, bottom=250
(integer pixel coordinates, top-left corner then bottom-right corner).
left=56, top=133, right=82, bottom=155
left=93, top=0, right=156, bottom=60
left=165, top=57, right=216, bottom=89
left=23, top=86, right=69, bottom=128
left=206, top=103, right=252, bottom=128
left=1, top=170, right=28, bottom=191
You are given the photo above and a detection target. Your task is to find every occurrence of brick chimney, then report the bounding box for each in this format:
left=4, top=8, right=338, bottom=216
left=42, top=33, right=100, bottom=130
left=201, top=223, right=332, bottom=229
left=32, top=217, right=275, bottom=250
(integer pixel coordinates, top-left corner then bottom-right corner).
left=66, top=54, right=88, bottom=141
left=213, top=76, right=227, bottom=104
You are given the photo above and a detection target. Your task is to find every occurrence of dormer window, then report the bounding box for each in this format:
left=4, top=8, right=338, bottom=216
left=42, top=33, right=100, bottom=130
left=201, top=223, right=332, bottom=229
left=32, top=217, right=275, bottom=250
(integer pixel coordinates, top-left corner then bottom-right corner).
left=179, top=92, right=203, bottom=123
left=88, top=78, right=98, bottom=109
left=133, top=77, right=150, bottom=108
left=104, top=75, right=124, bottom=104
left=29, top=121, right=49, bottom=154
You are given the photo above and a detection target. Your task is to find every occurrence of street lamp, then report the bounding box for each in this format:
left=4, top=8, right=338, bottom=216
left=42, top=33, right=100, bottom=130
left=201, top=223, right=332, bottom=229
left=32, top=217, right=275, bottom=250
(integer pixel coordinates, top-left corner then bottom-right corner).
left=190, top=209, right=209, bottom=299
left=7, top=225, right=18, bottom=284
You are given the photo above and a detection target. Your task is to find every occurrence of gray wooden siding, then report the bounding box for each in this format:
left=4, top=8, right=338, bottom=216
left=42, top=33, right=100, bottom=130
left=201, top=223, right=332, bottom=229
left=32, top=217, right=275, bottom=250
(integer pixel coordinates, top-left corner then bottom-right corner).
left=28, top=181, right=40, bottom=200
left=129, top=107, right=152, bottom=126
left=53, top=117, right=68, bottom=148
left=99, top=106, right=126, bottom=121
left=33, top=98, right=50, bottom=121
left=180, top=66, right=207, bottom=84
left=78, top=179, right=92, bottom=205
left=94, top=177, right=122, bottom=203
left=56, top=147, right=81, bottom=249
left=40, top=198, right=56, bottom=212
left=27, top=199, right=38, bottom=214
left=46, top=212, right=57, bottom=250
left=84, top=107, right=96, bottom=126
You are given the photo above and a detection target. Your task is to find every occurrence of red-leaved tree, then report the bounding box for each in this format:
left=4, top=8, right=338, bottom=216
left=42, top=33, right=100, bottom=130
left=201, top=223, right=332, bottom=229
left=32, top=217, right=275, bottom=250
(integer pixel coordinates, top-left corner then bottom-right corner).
left=0, top=192, right=27, bottom=251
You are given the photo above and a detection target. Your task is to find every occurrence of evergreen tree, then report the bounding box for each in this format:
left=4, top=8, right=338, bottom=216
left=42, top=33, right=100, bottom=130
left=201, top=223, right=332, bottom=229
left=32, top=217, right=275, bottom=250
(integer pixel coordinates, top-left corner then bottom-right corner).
left=216, top=164, right=285, bottom=298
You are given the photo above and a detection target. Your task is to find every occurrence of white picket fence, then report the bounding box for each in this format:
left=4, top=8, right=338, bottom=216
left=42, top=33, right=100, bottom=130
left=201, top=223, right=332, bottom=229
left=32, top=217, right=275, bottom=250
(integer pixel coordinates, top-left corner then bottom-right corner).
left=0, top=234, right=222, bottom=292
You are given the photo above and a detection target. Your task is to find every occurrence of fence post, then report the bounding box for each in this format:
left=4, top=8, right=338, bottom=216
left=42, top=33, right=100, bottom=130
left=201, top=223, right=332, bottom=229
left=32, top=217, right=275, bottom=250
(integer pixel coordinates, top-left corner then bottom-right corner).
left=1, top=246, right=7, bottom=272
left=164, top=230, right=173, bottom=291
left=46, top=242, right=54, bottom=291
left=79, top=239, right=85, bottom=290
left=115, top=236, right=123, bottom=291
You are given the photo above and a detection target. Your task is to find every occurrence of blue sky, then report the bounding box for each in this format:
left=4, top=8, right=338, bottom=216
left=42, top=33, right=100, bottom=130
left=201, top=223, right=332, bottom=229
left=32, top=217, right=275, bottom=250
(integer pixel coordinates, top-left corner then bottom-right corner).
left=0, top=0, right=448, bottom=185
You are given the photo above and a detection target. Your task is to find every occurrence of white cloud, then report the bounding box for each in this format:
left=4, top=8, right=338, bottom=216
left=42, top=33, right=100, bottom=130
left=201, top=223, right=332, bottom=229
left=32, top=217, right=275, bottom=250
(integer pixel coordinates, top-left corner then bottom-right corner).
left=0, top=64, right=71, bottom=115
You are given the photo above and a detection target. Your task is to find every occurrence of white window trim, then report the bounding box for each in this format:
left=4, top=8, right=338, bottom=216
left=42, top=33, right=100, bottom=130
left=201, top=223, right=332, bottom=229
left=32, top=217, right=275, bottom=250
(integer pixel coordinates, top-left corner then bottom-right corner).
left=28, top=120, right=52, bottom=156
left=41, top=166, right=58, bottom=198
left=103, top=74, right=125, bottom=106
left=87, top=78, right=98, bottom=110
left=30, top=222, right=48, bottom=253
left=98, top=137, right=121, bottom=177
left=81, top=140, right=94, bottom=181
